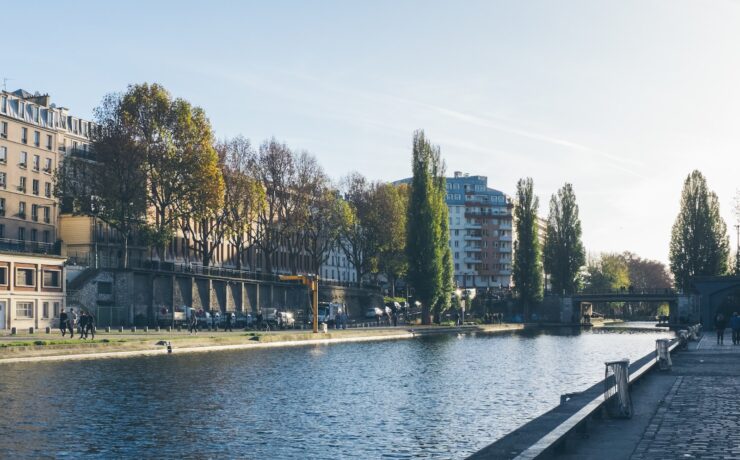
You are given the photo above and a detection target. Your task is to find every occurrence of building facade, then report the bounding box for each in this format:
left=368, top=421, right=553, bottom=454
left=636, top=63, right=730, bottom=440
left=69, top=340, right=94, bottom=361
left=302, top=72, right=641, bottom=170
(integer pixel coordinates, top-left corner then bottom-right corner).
left=0, top=89, right=92, bottom=253
left=445, top=172, right=513, bottom=289
left=0, top=251, right=66, bottom=330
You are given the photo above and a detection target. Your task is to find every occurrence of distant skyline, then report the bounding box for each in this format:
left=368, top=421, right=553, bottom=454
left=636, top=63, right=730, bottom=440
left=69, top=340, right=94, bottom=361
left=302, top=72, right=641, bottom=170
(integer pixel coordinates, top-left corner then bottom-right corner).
left=6, top=0, right=740, bottom=263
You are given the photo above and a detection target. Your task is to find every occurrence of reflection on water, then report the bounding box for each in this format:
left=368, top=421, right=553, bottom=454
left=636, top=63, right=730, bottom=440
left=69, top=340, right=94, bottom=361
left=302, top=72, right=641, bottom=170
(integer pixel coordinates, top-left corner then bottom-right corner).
left=0, top=327, right=670, bottom=459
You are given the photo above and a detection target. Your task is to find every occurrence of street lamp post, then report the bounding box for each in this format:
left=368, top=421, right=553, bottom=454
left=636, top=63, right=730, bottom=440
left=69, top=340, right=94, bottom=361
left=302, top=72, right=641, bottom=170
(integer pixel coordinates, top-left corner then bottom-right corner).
left=735, top=224, right=740, bottom=272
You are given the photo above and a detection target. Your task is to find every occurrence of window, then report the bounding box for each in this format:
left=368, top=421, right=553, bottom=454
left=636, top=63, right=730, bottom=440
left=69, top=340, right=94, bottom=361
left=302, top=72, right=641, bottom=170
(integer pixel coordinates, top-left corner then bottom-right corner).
left=53, top=302, right=61, bottom=318
left=0, top=172, right=5, bottom=188
left=19, top=176, right=26, bottom=192
left=44, top=158, right=52, bottom=172
left=44, top=182, right=51, bottom=198
left=43, top=230, right=50, bottom=243
left=1, top=121, right=7, bottom=138
left=19, top=201, right=26, bottom=219
left=97, top=281, right=113, bottom=295
left=20, top=151, right=27, bottom=167
left=43, top=269, right=61, bottom=288
left=0, top=145, right=6, bottom=163
left=32, top=179, right=39, bottom=195
left=0, top=95, right=6, bottom=113
left=42, top=302, right=50, bottom=319
left=21, top=127, right=28, bottom=144
left=46, top=134, right=52, bottom=150
left=30, top=229, right=37, bottom=241
left=43, top=206, right=50, bottom=223
left=18, top=227, right=25, bottom=240
left=16, top=302, right=34, bottom=318
left=0, top=198, right=4, bottom=216
left=0, top=224, right=4, bottom=238
left=33, top=154, right=40, bottom=171
left=31, top=204, right=38, bottom=221
left=16, top=268, right=35, bottom=287
left=34, top=131, right=40, bottom=147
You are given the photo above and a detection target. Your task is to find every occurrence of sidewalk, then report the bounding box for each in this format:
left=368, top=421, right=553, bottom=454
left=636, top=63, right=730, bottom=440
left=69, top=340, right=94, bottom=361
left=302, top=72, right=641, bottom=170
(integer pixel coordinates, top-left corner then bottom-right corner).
left=0, top=323, right=523, bottom=363
left=559, top=331, right=740, bottom=459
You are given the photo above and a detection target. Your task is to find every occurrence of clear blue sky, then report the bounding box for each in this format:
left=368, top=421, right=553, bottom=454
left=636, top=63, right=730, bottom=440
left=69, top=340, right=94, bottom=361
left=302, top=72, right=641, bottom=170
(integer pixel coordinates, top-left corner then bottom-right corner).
left=6, top=0, right=740, bottom=263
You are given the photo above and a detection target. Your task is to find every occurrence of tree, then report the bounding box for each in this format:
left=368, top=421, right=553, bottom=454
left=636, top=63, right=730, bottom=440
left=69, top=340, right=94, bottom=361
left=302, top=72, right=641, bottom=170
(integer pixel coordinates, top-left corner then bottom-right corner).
left=367, top=183, right=409, bottom=297
left=543, top=183, right=586, bottom=295
left=305, top=188, right=344, bottom=277
left=512, top=177, right=543, bottom=319
left=405, top=130, right=451, bottom=325
left=88, top=93, right=149, bottom=268
left=219, top=136, right=266, bottom=270
left=623, top=252, right=671, bottom=290
left=173, top=100, right=225, bottom=266
left=338, top=172, right=374, bottom=285
left=584, top=253, right=630, bottom=292
left=119, top=83, right=177, bottom=260
left=669, top=170, right=730, bottom=290
left=253, top=138, right=295, bottom=274
left=118, top=83, right=225, bottom=263
left=284, top=151, right=327, bottom=274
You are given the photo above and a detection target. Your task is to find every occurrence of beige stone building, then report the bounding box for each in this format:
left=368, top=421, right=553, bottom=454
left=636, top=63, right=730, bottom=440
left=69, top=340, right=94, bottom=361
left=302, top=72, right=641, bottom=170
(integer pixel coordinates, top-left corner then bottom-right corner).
left=0, top=251, right=65, bottom=331
left=0, top=89, right=92, bottom=251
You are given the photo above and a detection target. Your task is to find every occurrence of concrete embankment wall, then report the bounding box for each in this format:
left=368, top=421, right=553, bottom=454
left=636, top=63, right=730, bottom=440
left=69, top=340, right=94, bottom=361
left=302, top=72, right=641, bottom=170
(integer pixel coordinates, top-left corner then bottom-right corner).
left=68, top=269, right=383, bottom=327
left=468, top=338, right=678, bottom=459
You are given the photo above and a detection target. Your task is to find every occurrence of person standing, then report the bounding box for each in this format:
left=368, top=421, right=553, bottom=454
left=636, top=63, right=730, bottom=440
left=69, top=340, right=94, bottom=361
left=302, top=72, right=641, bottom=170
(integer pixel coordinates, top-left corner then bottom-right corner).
left=86, top=312, right=96, bottom=340
left=188, top=311, right=198, bottom=334
left=715, top=312, right=727, bottom=345
left=68, top=308, right=77, bottom=338
left=225, top=311, right=233, bottom=332
left=59, top=308, right=69, bottom=337
left=731, top=312, right=740, bottom=345
left=78, top=312, right=88, bottom=340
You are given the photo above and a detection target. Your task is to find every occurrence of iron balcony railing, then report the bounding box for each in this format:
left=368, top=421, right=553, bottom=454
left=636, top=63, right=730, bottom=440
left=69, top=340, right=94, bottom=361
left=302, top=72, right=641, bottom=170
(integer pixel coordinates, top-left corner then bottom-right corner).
left=0, top=238, right=57, bottom=255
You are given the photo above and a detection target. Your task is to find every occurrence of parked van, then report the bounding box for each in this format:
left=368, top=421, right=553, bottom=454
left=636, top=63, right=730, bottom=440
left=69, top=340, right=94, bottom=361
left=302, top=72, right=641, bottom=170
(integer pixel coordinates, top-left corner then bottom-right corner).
left=318, top=302, right=344, bottom=327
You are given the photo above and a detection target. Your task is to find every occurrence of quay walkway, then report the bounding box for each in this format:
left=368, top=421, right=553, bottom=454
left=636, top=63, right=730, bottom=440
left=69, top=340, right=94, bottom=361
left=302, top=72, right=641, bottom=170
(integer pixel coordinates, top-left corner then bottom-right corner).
left=553, top=331, right=740, bottom=459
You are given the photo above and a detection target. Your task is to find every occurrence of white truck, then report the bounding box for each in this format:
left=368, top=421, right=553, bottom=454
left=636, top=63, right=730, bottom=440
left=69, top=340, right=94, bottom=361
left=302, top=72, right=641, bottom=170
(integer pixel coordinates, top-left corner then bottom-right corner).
left=317, top=302, right=344, bottom=327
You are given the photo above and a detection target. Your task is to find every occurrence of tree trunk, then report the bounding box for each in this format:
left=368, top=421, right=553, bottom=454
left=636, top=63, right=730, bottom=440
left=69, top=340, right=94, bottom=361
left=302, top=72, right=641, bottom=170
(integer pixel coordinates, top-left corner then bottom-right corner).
left=421, top=304, right=431, bottom=325
left=122, top=235, right=129, bottom=269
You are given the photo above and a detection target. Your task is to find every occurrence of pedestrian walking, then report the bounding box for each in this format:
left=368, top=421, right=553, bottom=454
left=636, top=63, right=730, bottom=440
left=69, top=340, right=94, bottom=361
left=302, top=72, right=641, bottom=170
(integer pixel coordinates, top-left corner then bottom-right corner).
left=731, top=312, right=740, bottom=345
left=188, top=311, right=198, bottom=334
left=715, top=312, right=727, bottom=345
left=68, top=308, right=77, bottom=338
left=225, top=311, right=233, bottom=332
left=85, top=312, right=96, bottom=339
left=59, top=308, right=69, bottom=337
left=78, top=312, right=88, bottom=339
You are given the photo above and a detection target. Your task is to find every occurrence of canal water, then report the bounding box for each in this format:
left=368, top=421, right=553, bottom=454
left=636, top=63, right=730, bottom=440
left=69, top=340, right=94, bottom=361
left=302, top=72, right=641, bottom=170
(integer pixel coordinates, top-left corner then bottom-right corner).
left=0, top=327, right=670, bottom=459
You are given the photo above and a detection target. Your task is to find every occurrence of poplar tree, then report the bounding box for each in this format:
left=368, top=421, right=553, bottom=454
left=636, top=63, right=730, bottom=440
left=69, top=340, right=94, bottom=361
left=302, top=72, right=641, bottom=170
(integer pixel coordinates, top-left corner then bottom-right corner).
left=669, top=170, right=730, bottom=290
left=543, top=183, right=586, bottom=295
left=406, top=130, right=452, bottom=325
left=512, top=178, right=543, bottom=319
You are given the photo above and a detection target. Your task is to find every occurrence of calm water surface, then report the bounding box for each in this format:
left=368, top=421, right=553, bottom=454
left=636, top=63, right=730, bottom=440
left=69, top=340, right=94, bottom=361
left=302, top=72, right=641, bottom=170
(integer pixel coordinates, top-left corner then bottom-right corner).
left=0, top=327, right=670, bottom=459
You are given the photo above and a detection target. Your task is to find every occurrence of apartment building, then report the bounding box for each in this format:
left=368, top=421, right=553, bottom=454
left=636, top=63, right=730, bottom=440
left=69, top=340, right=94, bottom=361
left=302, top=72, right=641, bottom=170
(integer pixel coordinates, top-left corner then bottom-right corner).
left=320, top=241, right=357, bottom=283
left=0, top=250, right=66, bottom=330
left=0, top=89, right=93, bottom=252
left=446, top=172, right=513, bottom=289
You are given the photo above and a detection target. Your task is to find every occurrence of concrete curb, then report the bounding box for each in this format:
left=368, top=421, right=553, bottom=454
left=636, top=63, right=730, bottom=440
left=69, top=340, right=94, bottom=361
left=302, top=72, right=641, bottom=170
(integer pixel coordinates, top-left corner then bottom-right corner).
left=0, top=331, right=417, bottom=364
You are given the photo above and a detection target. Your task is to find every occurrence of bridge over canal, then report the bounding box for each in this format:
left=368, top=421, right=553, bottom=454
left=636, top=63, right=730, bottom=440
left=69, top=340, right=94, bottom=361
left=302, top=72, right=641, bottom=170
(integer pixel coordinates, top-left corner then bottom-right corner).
left=556, top=276, right=740, bottom=328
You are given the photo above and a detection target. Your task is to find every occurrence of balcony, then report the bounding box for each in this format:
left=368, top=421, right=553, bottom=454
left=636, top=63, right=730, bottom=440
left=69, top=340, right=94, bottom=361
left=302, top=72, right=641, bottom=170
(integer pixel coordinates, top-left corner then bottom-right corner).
left=464, top=235, right=482, bottom=241
left=464, top=257, right=483, bottom=264
left=0, top=238, right=58, bottom=255
left=463, top=246, right=482, bottom=252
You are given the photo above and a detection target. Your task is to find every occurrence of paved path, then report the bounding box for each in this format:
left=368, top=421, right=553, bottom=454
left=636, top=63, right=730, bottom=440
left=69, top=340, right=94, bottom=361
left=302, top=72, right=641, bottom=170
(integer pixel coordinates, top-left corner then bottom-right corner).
left=560, top=331, right=740, bottom=460
left=630, top=333, right=740, bottom=460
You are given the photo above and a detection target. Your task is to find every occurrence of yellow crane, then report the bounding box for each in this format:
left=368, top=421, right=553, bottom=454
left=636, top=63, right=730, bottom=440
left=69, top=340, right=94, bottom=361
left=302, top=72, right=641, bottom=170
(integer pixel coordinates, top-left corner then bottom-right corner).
left=279, top=274, right=320, bottom=333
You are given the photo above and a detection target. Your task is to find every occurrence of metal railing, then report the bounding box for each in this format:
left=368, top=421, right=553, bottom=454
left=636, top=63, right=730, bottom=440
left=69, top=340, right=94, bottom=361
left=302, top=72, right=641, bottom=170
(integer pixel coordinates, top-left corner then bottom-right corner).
left=0, top=238, right=57, bottom=255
